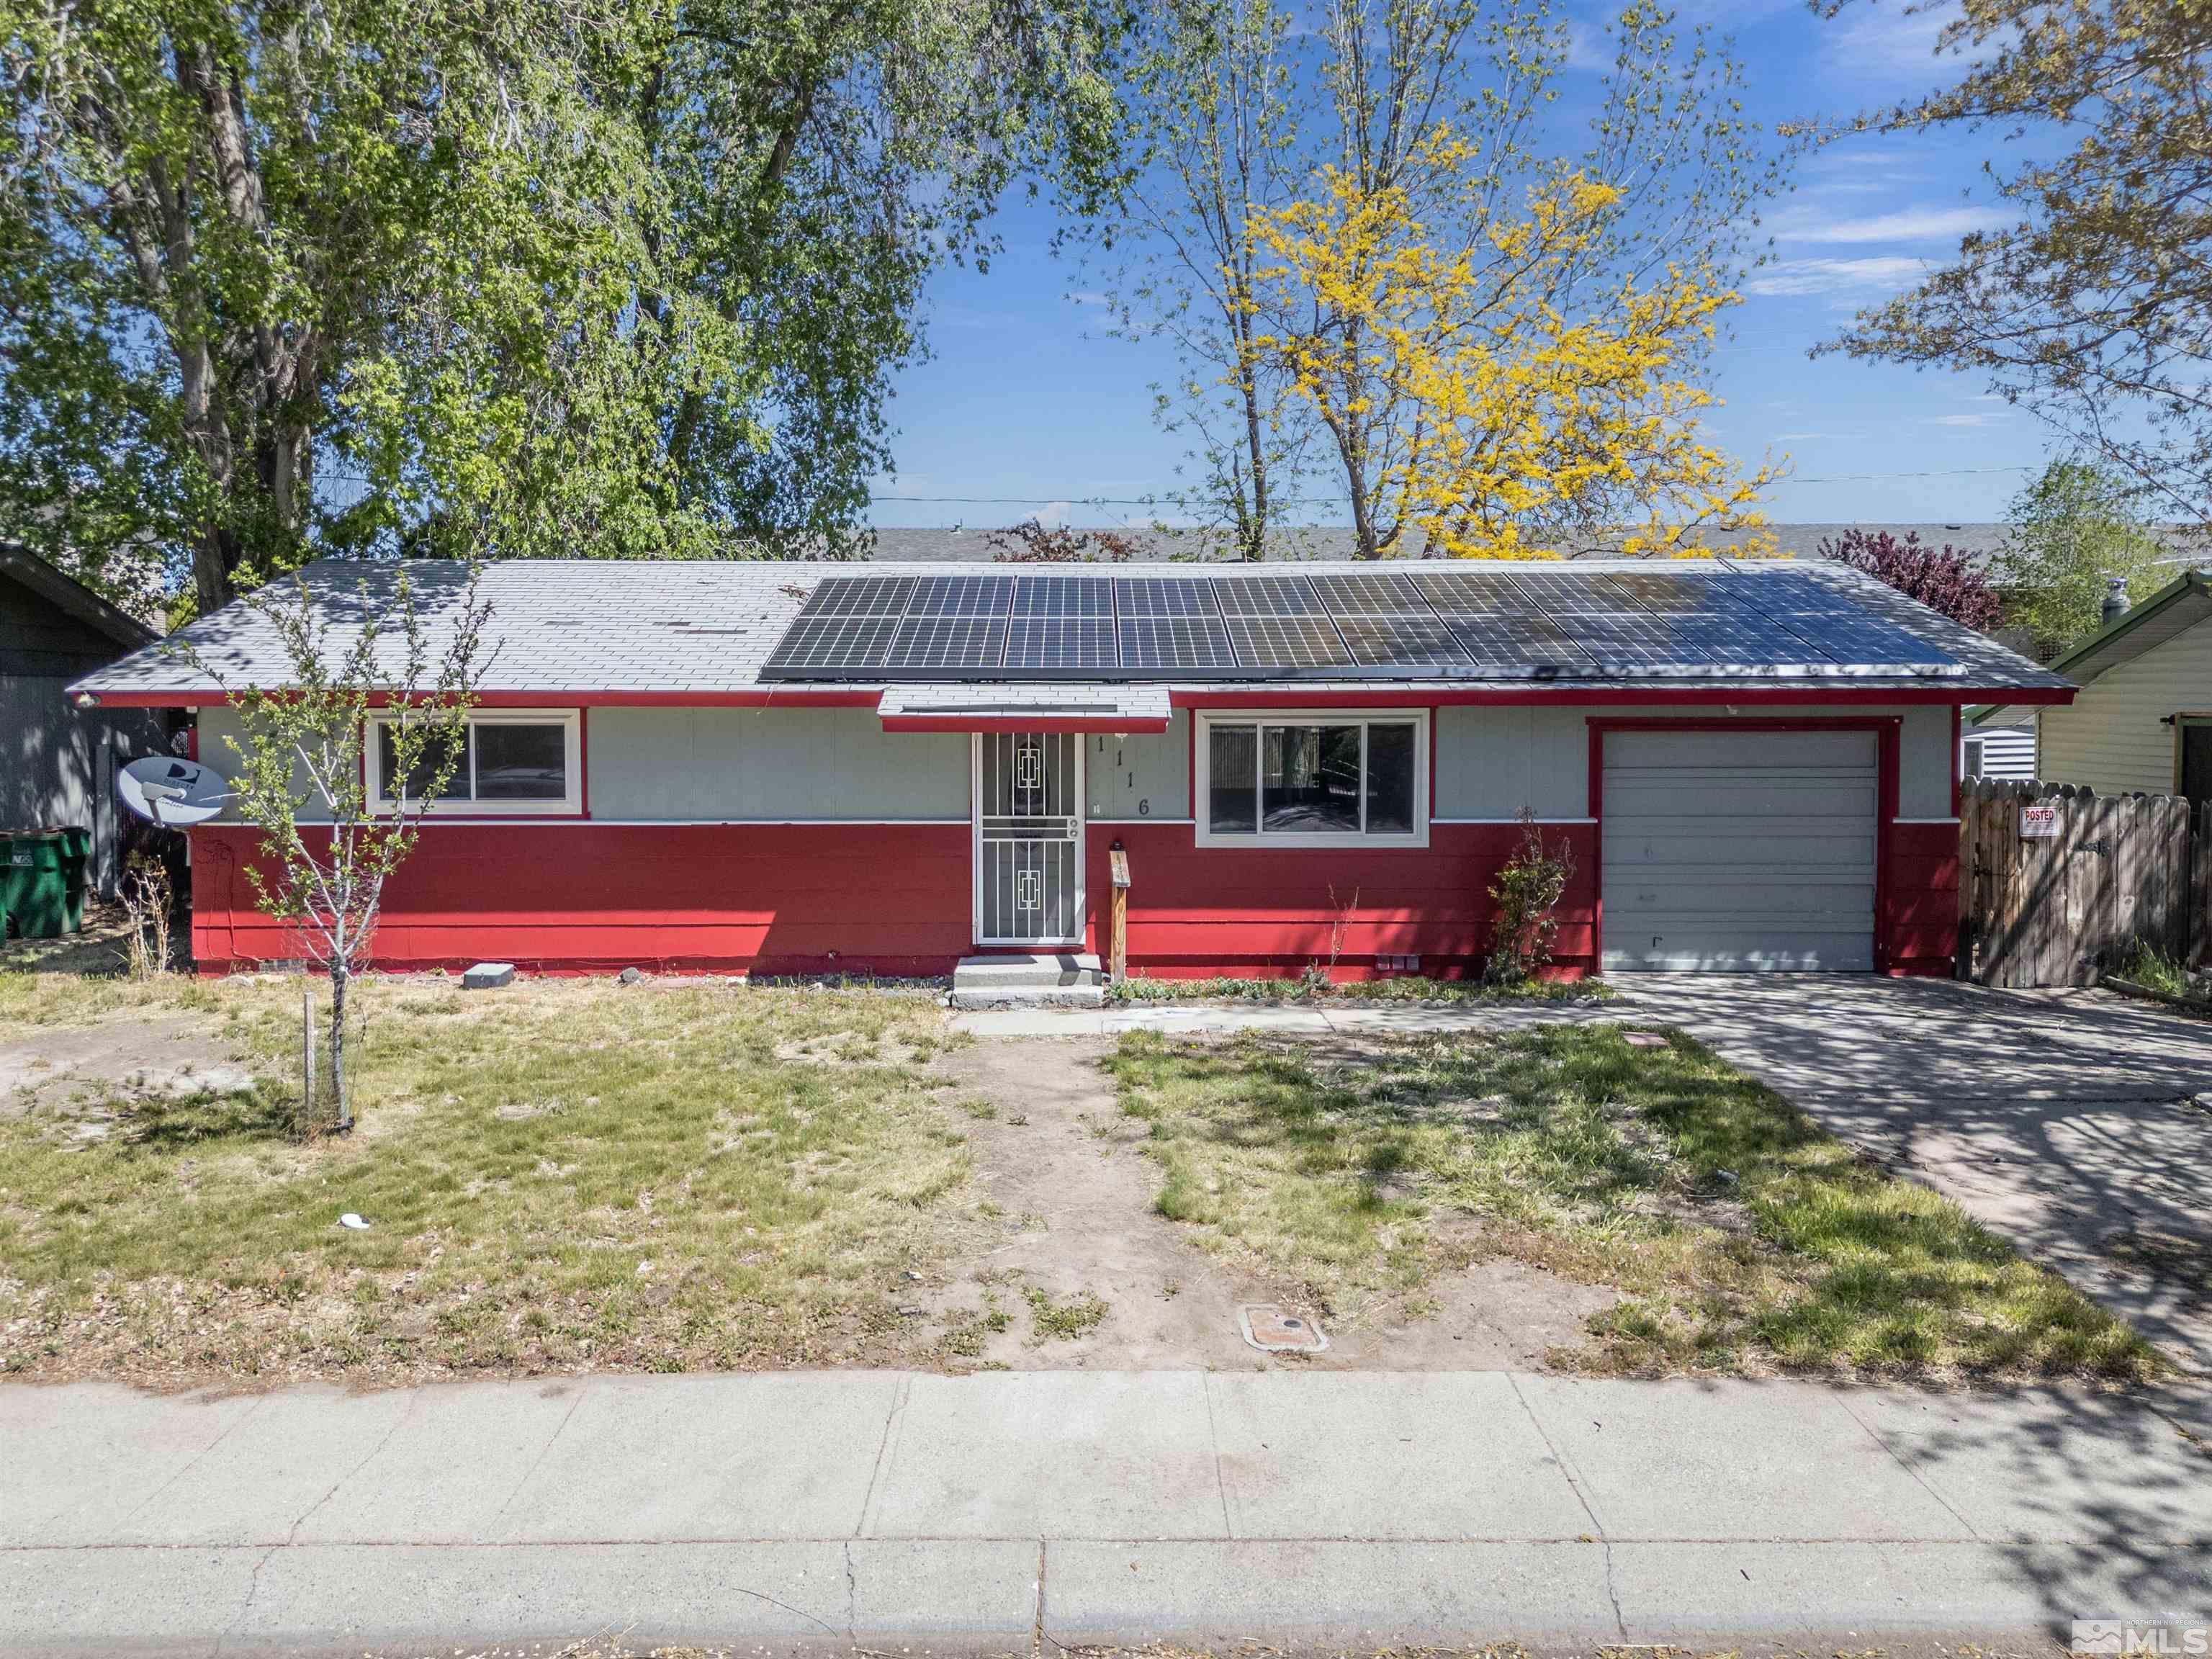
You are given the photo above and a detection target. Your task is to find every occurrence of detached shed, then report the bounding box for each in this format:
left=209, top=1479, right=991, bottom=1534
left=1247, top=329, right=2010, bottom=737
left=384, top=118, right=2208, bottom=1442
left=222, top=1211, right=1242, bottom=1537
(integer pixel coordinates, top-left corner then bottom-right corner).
left=1, top=545, right=170, bottom=897
left=73, top=557, right=2071, bottom=979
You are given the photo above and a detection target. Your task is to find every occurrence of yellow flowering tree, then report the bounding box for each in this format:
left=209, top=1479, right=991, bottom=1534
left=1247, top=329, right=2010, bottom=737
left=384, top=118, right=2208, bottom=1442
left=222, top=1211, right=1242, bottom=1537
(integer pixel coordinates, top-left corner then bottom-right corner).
left=1250, top=144, right=1781, bottom=559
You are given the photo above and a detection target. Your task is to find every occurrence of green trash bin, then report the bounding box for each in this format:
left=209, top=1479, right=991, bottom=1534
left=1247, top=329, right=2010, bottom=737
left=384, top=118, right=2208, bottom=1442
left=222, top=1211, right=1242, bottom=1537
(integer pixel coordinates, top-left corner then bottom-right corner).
left=3, top=830, right=85, bottom=938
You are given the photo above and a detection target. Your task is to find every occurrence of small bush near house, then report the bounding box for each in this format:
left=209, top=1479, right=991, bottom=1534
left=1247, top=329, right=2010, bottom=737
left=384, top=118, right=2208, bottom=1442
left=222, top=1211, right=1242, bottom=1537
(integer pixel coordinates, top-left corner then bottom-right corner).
left=2112, top=940, right=2198, bottom=1000
left=1484, top=811, right=1575, bottom=988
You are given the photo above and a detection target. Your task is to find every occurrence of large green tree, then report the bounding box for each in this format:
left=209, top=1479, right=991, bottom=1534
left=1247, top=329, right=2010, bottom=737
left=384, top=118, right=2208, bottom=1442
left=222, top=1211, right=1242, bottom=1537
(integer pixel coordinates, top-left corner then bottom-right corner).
left=1820, top=0, right=2212, bottom=526
left=0, top=0, right=1123, bottom=616
left=1997, top=457, right=2175, bottom=657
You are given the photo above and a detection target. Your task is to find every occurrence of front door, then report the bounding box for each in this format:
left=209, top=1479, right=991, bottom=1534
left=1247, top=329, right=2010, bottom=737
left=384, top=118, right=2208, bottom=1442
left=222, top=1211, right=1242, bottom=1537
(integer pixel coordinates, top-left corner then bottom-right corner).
left=974, top=732, right=1084, bottom=946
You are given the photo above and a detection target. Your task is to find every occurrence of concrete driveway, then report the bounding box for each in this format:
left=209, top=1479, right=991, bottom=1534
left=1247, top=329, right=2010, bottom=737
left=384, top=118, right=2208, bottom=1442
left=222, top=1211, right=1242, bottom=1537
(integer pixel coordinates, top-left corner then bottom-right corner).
left=1617, top=976, right=2212, bottom=1375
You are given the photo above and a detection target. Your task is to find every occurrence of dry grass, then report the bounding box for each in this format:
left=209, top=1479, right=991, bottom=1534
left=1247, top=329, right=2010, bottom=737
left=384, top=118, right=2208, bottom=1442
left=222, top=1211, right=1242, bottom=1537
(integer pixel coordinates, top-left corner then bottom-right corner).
left=1106, top=1026, right=2162, bottom=1385
left=0, top=972, right=986, bottom=1386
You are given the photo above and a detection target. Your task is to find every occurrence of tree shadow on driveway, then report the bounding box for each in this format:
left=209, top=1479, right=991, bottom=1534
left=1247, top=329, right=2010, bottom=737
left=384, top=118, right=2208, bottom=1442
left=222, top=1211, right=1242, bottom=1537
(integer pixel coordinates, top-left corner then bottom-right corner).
left=1615, top=976, right=2212, bottom=1375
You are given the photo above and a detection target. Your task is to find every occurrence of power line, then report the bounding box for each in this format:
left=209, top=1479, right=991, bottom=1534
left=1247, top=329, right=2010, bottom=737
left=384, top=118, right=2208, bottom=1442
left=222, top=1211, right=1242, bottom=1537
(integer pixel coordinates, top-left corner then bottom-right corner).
left=870, top=463, right=2041, bottom=508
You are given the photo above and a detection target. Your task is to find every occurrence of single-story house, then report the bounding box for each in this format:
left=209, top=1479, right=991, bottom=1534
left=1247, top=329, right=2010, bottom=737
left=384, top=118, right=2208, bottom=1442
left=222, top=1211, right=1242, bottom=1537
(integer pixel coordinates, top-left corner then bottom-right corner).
left=1975, top=567, right=2212, bottom=807
left=73, top=557, right=2069, bottom=979
left=1, top=543, right=174, bottom=899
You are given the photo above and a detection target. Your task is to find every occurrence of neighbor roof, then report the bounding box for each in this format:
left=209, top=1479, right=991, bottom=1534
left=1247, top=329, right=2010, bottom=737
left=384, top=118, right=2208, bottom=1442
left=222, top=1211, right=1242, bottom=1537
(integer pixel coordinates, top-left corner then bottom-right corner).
left=850, top=523, right=2018, bottom=565
left=71, top=556, right=2072, bottom=703
left=1, top=543, right=158, bottom=652
left=1974, top=568, right=2212, bottom=727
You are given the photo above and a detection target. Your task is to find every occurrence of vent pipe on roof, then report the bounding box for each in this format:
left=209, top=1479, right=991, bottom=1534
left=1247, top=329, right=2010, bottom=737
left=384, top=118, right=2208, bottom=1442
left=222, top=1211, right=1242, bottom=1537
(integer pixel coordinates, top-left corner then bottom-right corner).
left=2101, top=576, right=2131, bottom=625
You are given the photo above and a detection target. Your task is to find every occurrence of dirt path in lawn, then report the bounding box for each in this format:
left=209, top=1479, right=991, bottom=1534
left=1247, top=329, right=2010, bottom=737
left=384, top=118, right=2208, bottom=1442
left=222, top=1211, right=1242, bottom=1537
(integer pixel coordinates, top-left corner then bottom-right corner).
left=925, top=1035, right=1611, bottom=1371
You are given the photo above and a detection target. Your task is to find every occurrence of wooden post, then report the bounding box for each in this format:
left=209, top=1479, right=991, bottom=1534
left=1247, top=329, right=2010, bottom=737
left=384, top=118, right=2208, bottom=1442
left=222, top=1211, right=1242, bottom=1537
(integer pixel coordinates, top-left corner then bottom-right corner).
left=1107, top=842, right=1130, bottom=984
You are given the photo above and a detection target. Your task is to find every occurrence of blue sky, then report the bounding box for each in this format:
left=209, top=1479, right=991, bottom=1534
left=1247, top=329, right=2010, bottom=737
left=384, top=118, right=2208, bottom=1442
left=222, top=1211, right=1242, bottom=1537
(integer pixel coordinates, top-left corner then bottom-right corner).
left=868, top=0, right=2047, bottom=534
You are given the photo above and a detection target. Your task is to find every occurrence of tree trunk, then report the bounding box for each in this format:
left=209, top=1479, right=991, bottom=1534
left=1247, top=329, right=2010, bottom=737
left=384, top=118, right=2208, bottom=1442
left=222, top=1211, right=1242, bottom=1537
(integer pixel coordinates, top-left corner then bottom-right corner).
left=329, top=966, right=351, bottom=1131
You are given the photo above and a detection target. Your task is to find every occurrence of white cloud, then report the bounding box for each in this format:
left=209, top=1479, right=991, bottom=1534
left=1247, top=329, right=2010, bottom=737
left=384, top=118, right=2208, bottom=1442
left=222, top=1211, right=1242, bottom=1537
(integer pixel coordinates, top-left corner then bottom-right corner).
left=1768, top=204, right=2008, bottom=245
left=1743, top=256, right=1929, bottom=296
left=1034, top=500, right=1074, bottom=527
left=1564, top=20, right=1611, bottom=73
left=1925, top=412, right=2010, bottom=427
left=1827, top=1, right=1959, bottom=77
left=1772, top=431, right=1832, bottom=441
left=1064, top=290, right=1111, bottom=307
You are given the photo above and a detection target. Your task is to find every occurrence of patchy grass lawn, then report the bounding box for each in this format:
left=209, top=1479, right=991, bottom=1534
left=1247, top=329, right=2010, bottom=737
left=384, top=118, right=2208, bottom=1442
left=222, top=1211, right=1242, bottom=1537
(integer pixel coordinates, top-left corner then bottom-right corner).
left=1106, top=1027, right=2160, bottom=1384
left=0, top=973, right=983, bottom=1386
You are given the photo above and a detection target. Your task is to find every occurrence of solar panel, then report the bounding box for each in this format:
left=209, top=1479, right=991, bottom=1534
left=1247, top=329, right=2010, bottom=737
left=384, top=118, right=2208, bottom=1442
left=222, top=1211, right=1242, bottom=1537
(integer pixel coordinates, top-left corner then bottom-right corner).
left=885, top=613, right=1007, bottom=670
left=1118, top=613, right=1238, bottom=670
left=1222, top=611, right=1352, bottom=668
left=756, top=562, right=1965, bottom=682
left=907, top=575, right=1014, bottom=616
left=1012, top=576, right=1114, bottom=617
left=1406, top=568, right=1535, bottom=613
left=807, top=576, right=914, bottom=618
left=1306, top=572, right=1428, bottom=616
left=1734, top=570, right=1958, bottom=668
left=1004, top=613, right=1118, bottom=670
left=1433, top=610, right=1597, bottom=674
left=759, top=613, right=899, bottom=674
left=1213, top=574, right=1325, bottom=615
left=1334, top=614, right=1470, bottom=668
left=1115, top=577, right=1220, bottom=618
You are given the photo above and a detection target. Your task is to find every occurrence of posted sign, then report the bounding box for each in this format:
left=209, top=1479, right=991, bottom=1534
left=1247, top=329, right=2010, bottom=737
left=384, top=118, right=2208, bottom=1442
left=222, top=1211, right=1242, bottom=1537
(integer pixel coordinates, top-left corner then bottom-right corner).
left=2020, top=804, right=2060, bottom=838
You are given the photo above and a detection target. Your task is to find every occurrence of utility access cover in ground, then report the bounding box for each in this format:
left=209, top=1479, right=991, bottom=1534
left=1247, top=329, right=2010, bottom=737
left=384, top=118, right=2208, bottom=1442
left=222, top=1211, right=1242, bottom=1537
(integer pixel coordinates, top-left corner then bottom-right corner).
left=1240, top=1304, right=1328, bottom=1353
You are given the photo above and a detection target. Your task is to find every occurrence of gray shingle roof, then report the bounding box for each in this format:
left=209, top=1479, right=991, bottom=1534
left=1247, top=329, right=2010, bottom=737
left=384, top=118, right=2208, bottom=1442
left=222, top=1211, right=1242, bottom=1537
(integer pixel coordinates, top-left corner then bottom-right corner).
left=72, top=554, right=2072, bottom=701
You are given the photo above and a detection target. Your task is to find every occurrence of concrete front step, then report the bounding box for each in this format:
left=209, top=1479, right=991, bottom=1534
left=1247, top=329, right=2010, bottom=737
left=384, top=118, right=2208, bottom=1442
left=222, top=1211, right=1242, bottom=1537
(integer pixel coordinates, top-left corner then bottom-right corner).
left=950, top=952, right=1106, bottom=1010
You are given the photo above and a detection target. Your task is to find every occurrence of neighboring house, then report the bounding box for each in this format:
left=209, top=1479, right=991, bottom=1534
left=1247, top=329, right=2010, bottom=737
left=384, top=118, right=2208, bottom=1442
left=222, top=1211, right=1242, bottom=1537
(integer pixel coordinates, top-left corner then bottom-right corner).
left=73, top=557, right=2069, bottom=979
left=1961, top=722, right=2037, bottom=782
left=0, top=544, right=171, bottom=898
left=1976, top=568, right=2212, bottom=805
left=858, top=522, right=2017, bottom=564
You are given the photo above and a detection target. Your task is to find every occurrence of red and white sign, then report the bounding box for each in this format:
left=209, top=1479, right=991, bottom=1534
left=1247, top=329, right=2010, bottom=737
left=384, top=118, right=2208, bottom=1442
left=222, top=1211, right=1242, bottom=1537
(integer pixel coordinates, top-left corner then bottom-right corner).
left=2020, top=804, right=2060, bottom=838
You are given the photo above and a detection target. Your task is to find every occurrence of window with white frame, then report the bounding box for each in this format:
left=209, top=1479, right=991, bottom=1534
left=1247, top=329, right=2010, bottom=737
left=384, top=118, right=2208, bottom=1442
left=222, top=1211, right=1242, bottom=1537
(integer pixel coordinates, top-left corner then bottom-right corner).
left=1195, top=711, right=1427, bottom=847
left=367, top=709, right=581, bottom=814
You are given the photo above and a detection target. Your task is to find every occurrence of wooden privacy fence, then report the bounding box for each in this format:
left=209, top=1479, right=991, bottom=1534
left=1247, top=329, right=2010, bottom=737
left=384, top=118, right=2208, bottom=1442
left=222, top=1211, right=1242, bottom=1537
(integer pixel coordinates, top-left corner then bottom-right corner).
left=1959, top=780, right=2199, bottom=987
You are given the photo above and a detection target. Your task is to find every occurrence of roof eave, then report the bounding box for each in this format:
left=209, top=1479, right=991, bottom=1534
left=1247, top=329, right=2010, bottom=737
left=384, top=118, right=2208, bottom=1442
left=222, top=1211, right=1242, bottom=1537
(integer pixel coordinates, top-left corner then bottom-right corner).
left=2, top=545, right=159, bottom=652
left=2040, top=570, right=2212, bottom=685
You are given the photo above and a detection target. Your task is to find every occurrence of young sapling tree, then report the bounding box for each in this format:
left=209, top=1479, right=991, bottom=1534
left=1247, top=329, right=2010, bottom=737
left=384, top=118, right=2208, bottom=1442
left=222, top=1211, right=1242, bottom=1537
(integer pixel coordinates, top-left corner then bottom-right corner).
left=184, top=565, right=493, bottom=1130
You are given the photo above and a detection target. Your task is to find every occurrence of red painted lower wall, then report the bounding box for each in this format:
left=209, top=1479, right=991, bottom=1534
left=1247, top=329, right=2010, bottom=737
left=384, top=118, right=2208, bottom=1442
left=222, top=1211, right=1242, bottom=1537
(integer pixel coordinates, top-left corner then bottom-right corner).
left=189, top=815, right=1954, bottom=982
left=189, top=823, right=974, bottom=976
left=1884, top=822, right=1960, bottom=978
left=1089, top=823, right=1600, bottom=981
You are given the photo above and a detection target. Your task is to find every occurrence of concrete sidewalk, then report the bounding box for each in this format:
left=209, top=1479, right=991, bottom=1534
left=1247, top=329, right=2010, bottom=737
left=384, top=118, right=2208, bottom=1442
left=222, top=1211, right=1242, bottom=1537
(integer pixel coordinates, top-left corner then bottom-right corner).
left=5, top=1370, right=2208, bottom=1656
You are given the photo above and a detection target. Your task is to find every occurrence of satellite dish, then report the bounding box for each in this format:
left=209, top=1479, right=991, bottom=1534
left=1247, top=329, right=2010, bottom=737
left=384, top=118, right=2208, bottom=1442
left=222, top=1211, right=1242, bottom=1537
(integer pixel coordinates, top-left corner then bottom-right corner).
left=118, top=756, right=232, bottom=827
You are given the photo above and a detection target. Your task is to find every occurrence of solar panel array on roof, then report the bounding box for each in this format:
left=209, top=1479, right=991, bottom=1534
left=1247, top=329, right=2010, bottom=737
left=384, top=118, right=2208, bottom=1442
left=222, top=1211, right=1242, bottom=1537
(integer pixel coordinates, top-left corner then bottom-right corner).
left=755, top=567, right=1967, bottom=683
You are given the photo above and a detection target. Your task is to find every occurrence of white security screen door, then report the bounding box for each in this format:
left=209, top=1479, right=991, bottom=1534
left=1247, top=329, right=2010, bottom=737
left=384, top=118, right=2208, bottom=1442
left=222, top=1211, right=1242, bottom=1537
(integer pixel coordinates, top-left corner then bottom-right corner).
left=974, top=732, right=1084, bottom=946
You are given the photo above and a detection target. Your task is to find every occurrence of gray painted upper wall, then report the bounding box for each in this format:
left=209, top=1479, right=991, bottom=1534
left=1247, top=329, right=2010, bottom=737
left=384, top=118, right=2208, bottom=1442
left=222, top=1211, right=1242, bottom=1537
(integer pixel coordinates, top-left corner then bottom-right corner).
left=1082, top=714, right=1190, bottom=821
left=586, top=706, right=969, bottom=819
left=1434, top=703, right=1954, bottom=820
left=192, top=699, right=1956, bottom=826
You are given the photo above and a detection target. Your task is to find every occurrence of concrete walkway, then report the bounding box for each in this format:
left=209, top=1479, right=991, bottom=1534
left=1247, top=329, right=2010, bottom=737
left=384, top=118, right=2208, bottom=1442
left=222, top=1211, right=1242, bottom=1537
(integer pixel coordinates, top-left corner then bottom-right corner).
left=5, top=1370, right=2208, bottom=1655
left=961, top=979, right=2212, bottom=1375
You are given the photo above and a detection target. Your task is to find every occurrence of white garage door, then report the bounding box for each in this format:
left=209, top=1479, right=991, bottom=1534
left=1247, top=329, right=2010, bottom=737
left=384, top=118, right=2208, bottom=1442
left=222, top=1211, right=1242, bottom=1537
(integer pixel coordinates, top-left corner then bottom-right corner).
left=1601, top=729, right=1877, bottom=973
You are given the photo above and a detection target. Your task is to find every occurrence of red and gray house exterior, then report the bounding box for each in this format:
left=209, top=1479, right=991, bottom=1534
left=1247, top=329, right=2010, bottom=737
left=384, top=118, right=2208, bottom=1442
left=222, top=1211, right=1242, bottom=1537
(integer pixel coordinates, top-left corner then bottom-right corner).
left=71, top=557, right=2074, bottom=980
